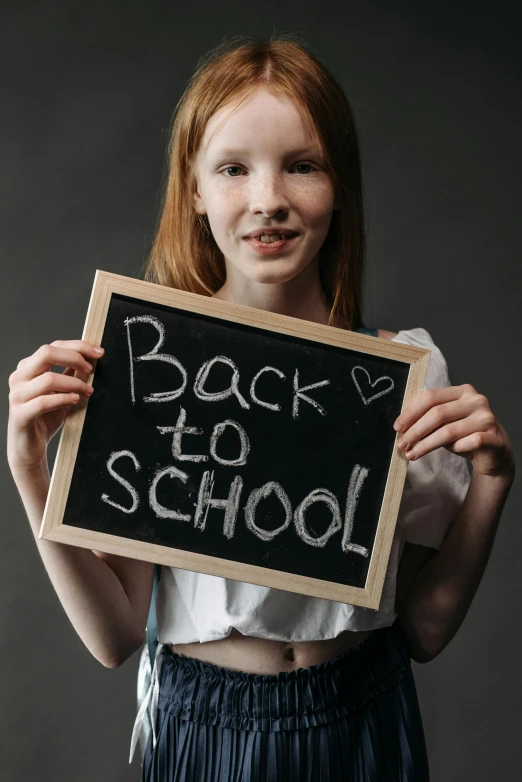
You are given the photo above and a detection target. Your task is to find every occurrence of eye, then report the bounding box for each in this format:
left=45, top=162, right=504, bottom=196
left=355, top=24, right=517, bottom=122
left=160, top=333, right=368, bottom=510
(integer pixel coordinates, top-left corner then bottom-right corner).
left=216, top=163, right=318, bottom=179
left=222, top=166, right=244, bottom=177
left=292, top=162, right=318, bottom=174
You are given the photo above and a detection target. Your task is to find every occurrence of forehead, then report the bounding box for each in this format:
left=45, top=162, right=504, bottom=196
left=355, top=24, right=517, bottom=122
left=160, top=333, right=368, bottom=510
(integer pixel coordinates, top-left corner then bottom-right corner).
left=200, top=87, right=320, bottom=155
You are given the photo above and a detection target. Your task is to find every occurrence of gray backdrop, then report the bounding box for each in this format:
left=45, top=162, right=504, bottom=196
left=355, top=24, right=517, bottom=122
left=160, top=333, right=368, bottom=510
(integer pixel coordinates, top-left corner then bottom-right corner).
left=2, top=2, right=520, bottom=780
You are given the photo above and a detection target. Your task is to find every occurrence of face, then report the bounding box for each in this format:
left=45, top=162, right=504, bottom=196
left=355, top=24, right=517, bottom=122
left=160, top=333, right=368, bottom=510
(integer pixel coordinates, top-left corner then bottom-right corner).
left=193, top=87, right=338, bottom=288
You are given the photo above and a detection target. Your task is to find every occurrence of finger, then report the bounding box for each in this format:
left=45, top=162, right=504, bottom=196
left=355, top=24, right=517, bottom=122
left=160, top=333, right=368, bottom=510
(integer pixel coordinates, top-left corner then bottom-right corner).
left=50, top=339, right=104, bottom=357
left=12, top=371, right=93, bottom=405
left=403, top=416, right=483, bottom=460
left=14, top=393, right=81, bottom=428
left=13, top=341, right=103, bottom=382
left=396, top=396, right=475, bottom=452
left=394, top=385, right=470, bottom=433
left=447, top=429, right=499, bottom=455
left=15, top=344, right=97, bottom=383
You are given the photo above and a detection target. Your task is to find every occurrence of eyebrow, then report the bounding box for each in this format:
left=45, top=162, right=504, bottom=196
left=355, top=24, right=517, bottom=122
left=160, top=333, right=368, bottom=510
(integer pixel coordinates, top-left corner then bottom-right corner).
left=208, top=146, right=323, bottom=159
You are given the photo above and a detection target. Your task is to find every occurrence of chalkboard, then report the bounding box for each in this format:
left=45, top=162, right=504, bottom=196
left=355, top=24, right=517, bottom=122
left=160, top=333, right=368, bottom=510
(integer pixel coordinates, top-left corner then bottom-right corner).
left=41, top=271, right=430, bottom=609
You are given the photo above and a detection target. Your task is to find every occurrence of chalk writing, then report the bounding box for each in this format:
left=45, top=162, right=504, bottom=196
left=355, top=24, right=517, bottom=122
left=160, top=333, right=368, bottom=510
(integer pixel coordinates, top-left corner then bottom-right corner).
left=100, top=450, right=370, bottom=554
left=95, top=315, right=400, bottom=560
left=351, top=366, right=394, bottom=405
left=61, top=290, right=410, bottom=592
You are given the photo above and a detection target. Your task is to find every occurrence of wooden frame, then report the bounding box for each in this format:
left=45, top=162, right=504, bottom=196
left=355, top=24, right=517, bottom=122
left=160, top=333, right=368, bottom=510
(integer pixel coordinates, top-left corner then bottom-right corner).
left=40, top=270, right=430, bottom=610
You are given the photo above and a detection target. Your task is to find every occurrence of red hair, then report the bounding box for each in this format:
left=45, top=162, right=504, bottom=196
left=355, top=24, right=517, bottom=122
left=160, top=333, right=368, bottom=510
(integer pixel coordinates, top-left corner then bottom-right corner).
left=141, top=34, right=367, bottom=329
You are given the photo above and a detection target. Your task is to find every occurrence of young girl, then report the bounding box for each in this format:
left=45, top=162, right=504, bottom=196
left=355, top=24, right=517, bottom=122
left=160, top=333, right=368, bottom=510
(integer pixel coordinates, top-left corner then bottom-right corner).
left=7, top=36, right=515, bottom=782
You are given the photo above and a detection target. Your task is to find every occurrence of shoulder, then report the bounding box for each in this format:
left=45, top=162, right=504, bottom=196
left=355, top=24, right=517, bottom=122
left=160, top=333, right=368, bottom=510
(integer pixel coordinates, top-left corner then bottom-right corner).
left=377, top=329, right=398, bottom=340
left=387, top=326, right=444, bottom=359
left=387, top=327, right=451, bottom=390
left=377, top=326, right=441, bottom=349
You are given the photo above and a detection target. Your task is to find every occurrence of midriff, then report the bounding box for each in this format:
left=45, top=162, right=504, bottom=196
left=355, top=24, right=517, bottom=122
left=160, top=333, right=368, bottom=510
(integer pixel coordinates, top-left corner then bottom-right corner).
left=169, top=627, right=373, bottom=675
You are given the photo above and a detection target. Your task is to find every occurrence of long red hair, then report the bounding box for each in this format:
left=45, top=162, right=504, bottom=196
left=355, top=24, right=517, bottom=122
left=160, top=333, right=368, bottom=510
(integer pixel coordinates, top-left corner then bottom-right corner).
left=140, top=34, right=367, bottom=329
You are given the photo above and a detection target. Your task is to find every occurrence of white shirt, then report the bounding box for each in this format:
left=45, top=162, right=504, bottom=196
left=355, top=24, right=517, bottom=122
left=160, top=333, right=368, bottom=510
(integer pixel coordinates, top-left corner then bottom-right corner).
left=129, top=327, right=472, bottom=763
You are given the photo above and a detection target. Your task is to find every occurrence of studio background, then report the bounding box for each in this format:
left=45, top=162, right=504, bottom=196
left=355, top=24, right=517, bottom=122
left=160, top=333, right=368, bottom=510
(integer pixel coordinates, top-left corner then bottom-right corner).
left=1, top=2, right=520, bottom=780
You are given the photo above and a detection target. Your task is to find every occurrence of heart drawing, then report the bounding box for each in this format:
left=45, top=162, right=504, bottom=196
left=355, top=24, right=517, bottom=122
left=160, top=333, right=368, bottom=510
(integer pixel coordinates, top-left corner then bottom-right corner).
left=351, top=366, right=394, bottom=405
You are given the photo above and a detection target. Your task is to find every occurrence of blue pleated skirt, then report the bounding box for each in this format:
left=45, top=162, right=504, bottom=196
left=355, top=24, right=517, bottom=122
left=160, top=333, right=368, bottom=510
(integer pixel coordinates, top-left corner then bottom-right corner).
left=142, top=622, right=430, bottom=781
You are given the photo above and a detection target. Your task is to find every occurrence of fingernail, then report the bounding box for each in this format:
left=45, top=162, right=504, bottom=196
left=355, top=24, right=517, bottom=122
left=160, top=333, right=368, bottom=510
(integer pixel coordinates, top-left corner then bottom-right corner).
left=84, top=362, right=93, bottom=372
left=93, top=347, right=104, bottom=355
left=393, top=420, right=403, bottom=431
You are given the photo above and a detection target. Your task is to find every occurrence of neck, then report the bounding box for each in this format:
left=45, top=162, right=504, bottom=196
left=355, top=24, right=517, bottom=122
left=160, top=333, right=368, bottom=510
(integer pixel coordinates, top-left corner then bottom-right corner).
left=212, top=257, right=336, bottom=327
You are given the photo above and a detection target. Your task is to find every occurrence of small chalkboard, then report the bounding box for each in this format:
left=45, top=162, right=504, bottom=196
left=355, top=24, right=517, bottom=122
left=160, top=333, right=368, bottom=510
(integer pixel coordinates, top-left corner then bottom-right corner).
left=41, top=271, right=430, bottom=609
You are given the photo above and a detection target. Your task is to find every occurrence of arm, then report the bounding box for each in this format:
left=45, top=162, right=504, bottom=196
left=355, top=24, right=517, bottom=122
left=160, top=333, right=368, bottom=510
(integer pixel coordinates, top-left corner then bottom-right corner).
left=393, top=383, right=515, bottom=663
left=8, top=339, right=154, bottom=669
left=396, top=471, right=513, bottom=663
left=10, top=459, right=154, bottom=668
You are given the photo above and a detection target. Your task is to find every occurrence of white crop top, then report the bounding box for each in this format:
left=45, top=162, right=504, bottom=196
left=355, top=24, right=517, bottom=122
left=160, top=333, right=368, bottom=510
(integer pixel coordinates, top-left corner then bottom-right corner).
left=129, top=327, right=473, bottom=762
left=155, top=327, right=472, bottom=645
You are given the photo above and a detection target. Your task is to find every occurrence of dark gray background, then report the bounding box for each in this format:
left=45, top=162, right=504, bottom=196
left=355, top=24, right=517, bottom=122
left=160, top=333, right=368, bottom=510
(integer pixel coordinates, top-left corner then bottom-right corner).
left=2, top=2, right=520, bottom=779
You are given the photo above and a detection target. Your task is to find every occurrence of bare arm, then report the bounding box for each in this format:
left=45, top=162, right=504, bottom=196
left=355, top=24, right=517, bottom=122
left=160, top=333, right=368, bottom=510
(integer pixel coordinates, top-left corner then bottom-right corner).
left=396, top=470, right=513, bottom=663
left=393, top=380, right=515, bottom=663
left=7, top=340, right=154, bottom=668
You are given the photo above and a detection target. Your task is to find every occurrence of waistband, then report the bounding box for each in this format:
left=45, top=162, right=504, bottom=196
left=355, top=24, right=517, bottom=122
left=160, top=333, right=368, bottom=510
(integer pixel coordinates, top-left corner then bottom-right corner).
left=157, top=622, right=411, bottom=733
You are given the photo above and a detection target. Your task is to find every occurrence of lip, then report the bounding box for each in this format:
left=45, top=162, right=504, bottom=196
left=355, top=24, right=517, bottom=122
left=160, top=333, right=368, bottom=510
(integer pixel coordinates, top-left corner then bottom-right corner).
left=243, top=229, right=299, bottom=239
left=243, top=235, right=299, bottom=254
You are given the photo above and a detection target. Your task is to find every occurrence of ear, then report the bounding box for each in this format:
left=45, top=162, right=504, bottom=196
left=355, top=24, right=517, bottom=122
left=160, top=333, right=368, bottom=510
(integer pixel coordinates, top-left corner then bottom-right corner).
left=193, top=175, right=206, bottom=215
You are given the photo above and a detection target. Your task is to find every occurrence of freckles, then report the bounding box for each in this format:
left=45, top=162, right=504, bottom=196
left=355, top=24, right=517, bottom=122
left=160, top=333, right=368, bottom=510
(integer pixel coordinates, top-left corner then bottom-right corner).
left=290, top=180, right=334, bottom=209
left=316, top=191, right=334, bottom=209
left=215, top=183, right=243, bottom=204
left=228, top=192, right=245, bottom=208
left=211, top=190, right=244, bottom=220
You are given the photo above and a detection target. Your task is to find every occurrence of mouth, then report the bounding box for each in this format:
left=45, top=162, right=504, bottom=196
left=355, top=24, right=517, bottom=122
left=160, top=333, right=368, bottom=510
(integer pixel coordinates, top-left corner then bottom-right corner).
left=243, top=233, right=299, bottom=254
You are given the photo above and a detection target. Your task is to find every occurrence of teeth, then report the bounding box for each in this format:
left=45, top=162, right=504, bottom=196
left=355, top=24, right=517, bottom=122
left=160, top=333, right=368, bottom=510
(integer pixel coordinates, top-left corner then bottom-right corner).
left=258, top=234, right=285, bottom=243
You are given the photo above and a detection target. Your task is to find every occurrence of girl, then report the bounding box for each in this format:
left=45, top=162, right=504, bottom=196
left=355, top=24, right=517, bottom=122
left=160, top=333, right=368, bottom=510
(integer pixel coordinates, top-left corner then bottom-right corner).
left=7, top=35, right=515, bottom=781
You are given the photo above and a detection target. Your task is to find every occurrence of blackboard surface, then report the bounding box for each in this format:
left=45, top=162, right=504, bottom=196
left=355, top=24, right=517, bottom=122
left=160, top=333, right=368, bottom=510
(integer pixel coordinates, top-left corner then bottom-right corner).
left=64, top=292, right=409, bottom=589
left=41, top=271, right=429, bottom=608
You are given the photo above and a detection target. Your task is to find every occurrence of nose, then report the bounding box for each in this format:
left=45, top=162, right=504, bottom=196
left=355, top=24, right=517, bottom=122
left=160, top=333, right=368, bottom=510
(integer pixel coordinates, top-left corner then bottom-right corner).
left=249, top=173, right=290, bottom=218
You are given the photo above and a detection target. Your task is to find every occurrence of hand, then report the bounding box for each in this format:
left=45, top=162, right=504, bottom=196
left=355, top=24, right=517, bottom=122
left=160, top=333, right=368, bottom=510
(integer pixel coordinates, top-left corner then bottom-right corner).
left=7, top=340, right=104, bottom=472
left=393, top=384, right=515, bottom=479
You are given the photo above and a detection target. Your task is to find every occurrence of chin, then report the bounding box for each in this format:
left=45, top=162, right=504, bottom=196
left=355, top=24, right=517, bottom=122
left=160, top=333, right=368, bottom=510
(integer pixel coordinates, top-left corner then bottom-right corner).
left=250, top=269, right=303, bottom=286
left=240, top=258, right=310, bottom=286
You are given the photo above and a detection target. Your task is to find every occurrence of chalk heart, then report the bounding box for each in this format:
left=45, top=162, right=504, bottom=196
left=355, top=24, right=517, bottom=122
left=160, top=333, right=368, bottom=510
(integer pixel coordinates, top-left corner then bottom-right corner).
left=351, top=366, right=394, bottom=405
